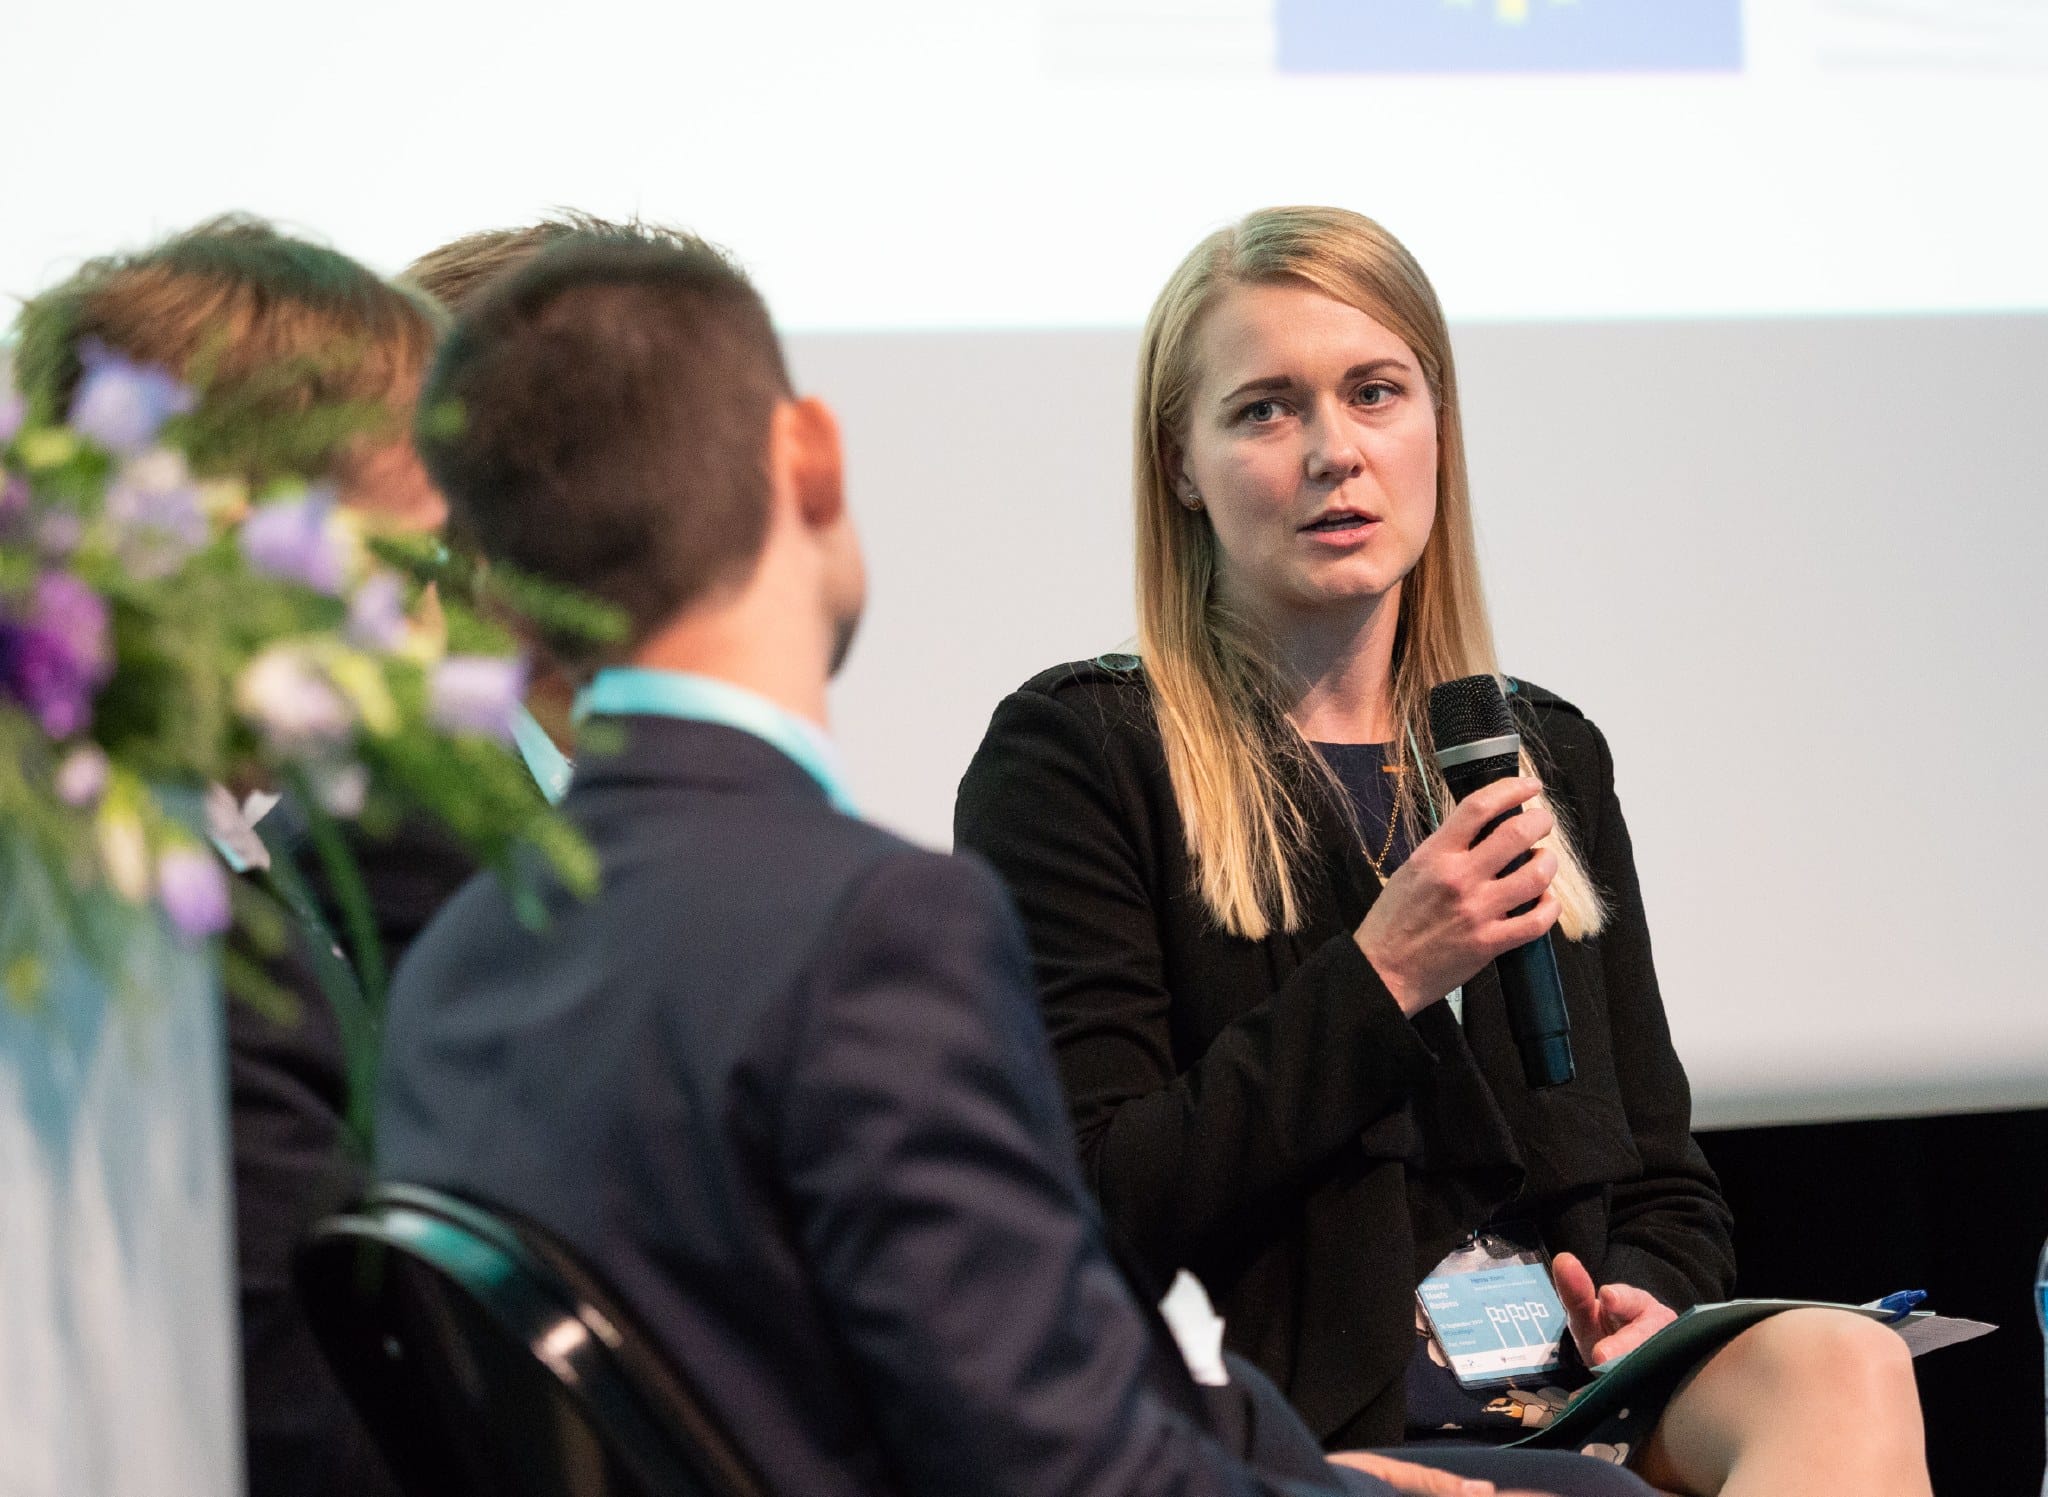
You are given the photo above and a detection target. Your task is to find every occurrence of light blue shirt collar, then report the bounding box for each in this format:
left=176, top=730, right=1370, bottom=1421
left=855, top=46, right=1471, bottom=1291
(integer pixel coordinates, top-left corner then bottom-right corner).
left=571, top=667, right=856, bottom=815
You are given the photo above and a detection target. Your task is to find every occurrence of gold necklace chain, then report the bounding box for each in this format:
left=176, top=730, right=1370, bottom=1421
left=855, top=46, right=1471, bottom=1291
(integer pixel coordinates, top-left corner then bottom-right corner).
left=1361, top=764, right=1406, bottom=884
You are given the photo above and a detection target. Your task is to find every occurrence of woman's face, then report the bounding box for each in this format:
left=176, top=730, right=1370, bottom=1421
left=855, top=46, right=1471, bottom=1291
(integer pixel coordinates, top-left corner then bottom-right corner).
left=1176, top=281, right=1438, bottom=629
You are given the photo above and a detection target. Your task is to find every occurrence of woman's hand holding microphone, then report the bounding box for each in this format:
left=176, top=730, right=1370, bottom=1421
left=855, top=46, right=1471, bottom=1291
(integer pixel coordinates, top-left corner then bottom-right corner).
left=1354, top=777, right=1560, bottom=1019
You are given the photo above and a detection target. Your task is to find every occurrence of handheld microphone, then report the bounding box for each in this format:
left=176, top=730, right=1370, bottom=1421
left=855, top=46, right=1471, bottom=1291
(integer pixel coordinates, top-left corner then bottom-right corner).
left=1426, top=676, right=1575, bottom=1089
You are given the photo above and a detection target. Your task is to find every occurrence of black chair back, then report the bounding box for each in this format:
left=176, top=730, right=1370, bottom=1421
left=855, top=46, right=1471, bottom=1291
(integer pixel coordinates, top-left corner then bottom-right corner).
left=297, top=1184, right=768, bottom=1497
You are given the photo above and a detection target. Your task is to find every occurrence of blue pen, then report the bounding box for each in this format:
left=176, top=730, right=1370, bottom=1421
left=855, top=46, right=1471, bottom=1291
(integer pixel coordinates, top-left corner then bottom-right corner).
left=1871, top=1290, right=1927, bottom=1322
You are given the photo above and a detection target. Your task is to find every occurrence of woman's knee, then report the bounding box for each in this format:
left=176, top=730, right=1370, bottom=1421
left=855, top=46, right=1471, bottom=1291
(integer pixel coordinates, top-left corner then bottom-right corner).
left=1714, top=1308, right=1917, bottom=1408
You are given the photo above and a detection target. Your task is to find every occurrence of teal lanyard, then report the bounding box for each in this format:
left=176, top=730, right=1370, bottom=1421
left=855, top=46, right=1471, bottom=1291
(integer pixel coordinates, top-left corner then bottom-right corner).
left=512, top=705, right=573, bottom=805
left=572, top=668, right=857, bottom=815
left=1405, top=720, right=1463, bottom=1026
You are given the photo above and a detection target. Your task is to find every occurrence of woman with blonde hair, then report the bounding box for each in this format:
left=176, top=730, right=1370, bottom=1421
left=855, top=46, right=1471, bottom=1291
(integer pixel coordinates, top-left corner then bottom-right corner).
left=955, top=206, right=1931, bottom=1495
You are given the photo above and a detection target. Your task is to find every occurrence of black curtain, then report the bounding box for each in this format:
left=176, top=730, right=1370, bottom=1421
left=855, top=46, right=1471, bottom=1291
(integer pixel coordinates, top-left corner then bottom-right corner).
left=1697, top=1106, right=2048, bottom=1496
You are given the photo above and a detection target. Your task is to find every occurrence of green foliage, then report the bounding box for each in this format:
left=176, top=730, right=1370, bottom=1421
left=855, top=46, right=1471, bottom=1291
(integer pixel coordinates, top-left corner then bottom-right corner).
left=0, top=344, right=615, bottom=1147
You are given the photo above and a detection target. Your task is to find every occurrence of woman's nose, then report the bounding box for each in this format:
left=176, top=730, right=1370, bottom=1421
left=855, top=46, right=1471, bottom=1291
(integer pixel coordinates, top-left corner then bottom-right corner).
left=1303, top=407, right=1366, bottom=484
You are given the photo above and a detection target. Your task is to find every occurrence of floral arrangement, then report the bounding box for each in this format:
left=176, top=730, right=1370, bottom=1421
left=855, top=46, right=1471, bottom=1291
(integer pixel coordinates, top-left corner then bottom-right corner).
left=0, top=340, right=610, bottom=1034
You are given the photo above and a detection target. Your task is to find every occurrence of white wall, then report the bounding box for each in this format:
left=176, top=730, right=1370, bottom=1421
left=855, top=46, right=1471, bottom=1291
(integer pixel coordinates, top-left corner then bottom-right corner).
left=805, top=313, right=2048, bottom=1128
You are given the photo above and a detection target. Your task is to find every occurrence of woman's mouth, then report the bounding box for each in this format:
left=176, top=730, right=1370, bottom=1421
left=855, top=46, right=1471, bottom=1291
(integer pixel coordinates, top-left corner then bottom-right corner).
left=1300, top=511, right=1380, bottom=540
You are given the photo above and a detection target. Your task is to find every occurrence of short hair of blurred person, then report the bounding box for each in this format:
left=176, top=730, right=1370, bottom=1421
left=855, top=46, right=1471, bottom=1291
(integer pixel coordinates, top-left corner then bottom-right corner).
left=403, top=210, right=704, bottom=313
left=11, top=214, right=445, bottom=531
left=417, top=233, right=856, bottom=671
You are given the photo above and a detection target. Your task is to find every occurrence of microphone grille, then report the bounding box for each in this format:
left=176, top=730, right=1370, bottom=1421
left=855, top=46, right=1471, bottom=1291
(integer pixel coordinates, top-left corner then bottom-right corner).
left=1428, top=675, right=1513, bottom=750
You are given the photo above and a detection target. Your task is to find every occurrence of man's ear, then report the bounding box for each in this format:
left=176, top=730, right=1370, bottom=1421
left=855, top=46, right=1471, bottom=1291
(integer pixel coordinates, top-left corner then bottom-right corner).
left=779, top=395, right=845, bottom=531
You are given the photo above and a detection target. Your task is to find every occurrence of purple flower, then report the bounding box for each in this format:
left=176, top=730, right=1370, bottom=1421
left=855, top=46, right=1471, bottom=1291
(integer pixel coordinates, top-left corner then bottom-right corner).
left=157, top=845, right=231, bottom=940
left=0, top=626, right=84, bottom=736
left=67, top=340, right=194, bottom=457
left=105, top=451, right=208, bottom=580
left=239, top=488, right=348, bottom=595
left=54, top=744, right=110, bottom=807
left=33, top=571, right=110, bottom=672
left=346, top=570, right=407, bottom=651
left=0, top=376, right=23, bottom=446
left=0, top=572, right=113, bottom=738
left=429, top=654, right=527, bottom=744
left=35, top=509, right=84, bottom=560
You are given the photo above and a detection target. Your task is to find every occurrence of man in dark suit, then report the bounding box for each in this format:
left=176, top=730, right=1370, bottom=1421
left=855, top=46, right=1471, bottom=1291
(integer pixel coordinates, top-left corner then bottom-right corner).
left=377, top=232, right=1649, bottom=1497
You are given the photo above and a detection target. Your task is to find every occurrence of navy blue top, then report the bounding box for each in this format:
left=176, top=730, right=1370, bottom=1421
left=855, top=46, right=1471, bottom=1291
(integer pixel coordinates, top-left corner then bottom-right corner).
left=1313, top=740, right=1593, bottom=1443
left=1311, top=741, right=1416, bottom=877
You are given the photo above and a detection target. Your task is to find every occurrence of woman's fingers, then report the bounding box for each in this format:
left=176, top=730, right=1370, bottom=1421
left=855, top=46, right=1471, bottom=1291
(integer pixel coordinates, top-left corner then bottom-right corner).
left=1328, top=1451, right=1494, bottom=1495
left=1355, top=777, right=1564, bottom=1013
left=1598, top=1282, right=1663, bottom=1326
left=1437, top=775, right=1544, bottom=846
left=1483, top=847, right=1556, bottom=919
left=1557, top=1258, right=1681, bottom=1365
left=1468, top=802, right=1555, bottom=881
left=1590, top=1303, right=1676, bottom=1365
left=1499, top=891, right=1561, bottom=950
left=1586, top=1282, right=1677, bottom=1365
left=1549, top=1251, right=1607, bottom=1359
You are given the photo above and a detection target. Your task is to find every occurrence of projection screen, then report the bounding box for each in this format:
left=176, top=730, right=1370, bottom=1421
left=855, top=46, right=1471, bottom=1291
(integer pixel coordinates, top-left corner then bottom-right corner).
left=9, top=0, right=2046, bottom=1125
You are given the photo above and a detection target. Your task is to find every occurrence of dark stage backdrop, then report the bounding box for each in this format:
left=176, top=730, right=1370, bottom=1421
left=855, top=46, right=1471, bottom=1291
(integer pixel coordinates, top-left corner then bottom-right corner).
left=1697, top=1107, right=2048, bottom=1496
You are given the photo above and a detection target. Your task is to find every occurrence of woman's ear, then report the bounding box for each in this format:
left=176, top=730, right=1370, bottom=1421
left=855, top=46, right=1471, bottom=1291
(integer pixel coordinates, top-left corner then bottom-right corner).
left=1162, top=442, right=1189, bottom=501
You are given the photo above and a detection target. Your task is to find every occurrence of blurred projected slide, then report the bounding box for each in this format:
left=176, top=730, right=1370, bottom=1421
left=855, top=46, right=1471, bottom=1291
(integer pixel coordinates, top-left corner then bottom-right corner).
left=1275, top=0, right=1743, bottom=75
left=1033, top=0, right=2048, bottom=324
left=7, top=0, right=2048, bottom=329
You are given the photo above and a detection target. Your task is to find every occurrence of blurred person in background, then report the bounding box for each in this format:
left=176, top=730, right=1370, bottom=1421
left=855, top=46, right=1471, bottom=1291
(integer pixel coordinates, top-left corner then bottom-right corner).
left=12, top=214, right=454, bottom=1497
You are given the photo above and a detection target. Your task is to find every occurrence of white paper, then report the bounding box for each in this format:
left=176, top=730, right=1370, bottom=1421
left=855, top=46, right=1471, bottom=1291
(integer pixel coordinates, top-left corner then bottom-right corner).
left=1158, top=1270, right=1230, bottom=1388
left=1893, top=1315, right=1997, bottom=1357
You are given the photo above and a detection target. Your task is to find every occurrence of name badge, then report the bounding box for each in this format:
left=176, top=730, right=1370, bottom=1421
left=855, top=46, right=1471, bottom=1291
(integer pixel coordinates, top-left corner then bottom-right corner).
left=1417, top=1230, right=1567, bottom=1388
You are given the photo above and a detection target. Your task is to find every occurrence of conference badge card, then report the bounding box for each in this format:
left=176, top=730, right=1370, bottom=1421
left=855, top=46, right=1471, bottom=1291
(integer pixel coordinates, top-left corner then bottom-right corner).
left=1417, top=1233, right=1568, bottom=1389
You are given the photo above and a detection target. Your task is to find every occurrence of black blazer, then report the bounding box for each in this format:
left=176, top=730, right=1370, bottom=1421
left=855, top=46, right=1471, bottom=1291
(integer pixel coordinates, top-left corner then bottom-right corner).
left=955, top=659, right=1735, bottom=1446
left=377, top=713, right=1387, bottom=1497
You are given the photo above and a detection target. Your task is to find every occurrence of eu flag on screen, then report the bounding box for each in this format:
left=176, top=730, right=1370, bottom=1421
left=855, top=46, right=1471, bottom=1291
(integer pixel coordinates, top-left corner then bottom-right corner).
left=1276, top=0, right=1745, bottom=75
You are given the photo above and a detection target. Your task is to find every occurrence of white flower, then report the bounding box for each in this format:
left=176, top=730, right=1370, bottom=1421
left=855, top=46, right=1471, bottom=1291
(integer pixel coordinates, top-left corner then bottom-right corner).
left=235, top=644, right=354, bottom=755
left=96, top=806, right=151, bottom=903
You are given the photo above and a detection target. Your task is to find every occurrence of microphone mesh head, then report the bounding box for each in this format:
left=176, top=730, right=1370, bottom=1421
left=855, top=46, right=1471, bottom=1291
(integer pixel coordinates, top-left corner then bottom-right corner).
left=1428, top=675, right=1513, bottom=750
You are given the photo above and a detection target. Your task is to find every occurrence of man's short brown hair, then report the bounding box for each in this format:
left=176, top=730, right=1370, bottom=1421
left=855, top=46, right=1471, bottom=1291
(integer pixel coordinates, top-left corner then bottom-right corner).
left=404, top=212, right=705, bottom=315
left=11, top=214, right=439, bottom=481
left=416, top=232, right=791, bottom=658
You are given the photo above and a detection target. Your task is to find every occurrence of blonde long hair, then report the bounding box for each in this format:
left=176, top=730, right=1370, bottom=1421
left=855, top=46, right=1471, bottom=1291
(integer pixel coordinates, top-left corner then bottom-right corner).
left=1134, top=206, right=1606, bottom=942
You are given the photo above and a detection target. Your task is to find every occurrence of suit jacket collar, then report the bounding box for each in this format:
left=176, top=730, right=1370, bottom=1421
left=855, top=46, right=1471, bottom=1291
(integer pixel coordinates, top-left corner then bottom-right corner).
left=570, top=714, right=834, bottom=806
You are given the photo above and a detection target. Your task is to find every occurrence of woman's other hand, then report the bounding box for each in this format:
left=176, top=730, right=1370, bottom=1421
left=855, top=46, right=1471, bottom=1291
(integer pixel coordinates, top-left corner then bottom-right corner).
left=1551, top=1251, right=1677, bottom=1367
left=1355, top=776, right=1560, bottom=1016
left=1328, top=1450, right=1500, bottom=1495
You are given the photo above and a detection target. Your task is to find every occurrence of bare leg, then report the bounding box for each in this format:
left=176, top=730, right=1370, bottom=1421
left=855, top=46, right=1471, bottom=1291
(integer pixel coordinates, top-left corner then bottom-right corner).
left=1631, top=1308, right=1932, bottom=1497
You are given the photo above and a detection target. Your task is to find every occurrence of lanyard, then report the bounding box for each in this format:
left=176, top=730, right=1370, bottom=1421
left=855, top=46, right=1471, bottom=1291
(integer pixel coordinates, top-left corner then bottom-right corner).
left=572, top=667, right=857, bottom=816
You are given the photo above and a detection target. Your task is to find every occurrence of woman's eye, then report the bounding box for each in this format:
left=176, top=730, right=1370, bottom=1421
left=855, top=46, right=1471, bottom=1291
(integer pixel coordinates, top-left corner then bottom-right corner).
left=1355, top=383, right=1396, bottom=407
left=1241, top=399, right=1283, bottom=423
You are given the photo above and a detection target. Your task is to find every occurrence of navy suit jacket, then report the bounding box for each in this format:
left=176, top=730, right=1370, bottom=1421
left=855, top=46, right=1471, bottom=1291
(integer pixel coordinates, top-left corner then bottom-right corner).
left=376, top=714, right=1382, bottom=1497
